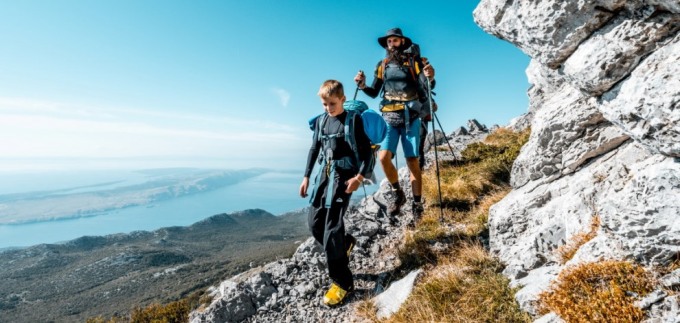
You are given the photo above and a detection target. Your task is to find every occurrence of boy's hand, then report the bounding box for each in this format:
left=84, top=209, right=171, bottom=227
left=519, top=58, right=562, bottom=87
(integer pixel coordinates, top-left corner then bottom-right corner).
left=345, top=175, right=363, bottom=193
left=299, top=177, right=309, bottom=198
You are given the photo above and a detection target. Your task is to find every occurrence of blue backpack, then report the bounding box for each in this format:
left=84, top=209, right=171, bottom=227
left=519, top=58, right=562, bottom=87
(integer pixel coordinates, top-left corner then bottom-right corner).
left=308, top=100, right=387, bottom=183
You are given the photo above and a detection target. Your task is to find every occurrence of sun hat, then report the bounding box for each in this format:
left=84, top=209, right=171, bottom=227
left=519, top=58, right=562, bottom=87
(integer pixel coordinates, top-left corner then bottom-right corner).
left=377, top=27, right=412, bottom=49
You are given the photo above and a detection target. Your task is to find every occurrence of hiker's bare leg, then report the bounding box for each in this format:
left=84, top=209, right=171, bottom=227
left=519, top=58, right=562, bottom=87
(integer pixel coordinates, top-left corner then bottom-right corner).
left=406, top=157, right=421, bottom=196
left=379, top=150, right=398, bottom=184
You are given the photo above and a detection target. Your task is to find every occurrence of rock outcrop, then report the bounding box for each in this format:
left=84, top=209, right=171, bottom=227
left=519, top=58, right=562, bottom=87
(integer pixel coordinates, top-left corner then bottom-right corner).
left=474, top=0, right=679, bottom=320
left=422, top=118, right=491, bottom=167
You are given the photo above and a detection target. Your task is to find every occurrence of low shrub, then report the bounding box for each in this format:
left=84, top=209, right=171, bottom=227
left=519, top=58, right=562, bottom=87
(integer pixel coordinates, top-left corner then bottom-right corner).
left=538, top=260, right=655, bottom=322
left=86, top=290, right=210, bottom=323
left=130, top=298, right=191, bottom=323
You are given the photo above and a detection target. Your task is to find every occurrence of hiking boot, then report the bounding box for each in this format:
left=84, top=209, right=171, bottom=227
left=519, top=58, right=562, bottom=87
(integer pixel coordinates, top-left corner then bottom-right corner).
left=345, top=234, right=356, bottom=258
left=410, top=201, right=424, bottom=228
left=323, top=283, right=353, bottom=307
left=387, top=188, right=406, bottom=216
left=412, top=201, right=424, bottom=217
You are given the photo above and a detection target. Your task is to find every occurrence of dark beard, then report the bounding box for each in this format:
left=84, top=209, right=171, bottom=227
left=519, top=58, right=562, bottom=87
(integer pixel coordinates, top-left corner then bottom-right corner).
left=386, top=47, right=405, bottom=64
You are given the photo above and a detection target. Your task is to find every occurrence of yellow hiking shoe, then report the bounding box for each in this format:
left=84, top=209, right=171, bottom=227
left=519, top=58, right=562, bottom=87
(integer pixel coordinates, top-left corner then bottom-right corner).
left=323, top=283, right=350, bottom=307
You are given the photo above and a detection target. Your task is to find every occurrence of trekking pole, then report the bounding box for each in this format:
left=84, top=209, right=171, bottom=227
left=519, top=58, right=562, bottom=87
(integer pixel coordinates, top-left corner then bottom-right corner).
left=354, top=70, right=363, bottom=100
left=433, top=112, right=456, bottom=159
left=354, top=80, right=369, bottom=200
left=426, top=79, right=444, bottom=222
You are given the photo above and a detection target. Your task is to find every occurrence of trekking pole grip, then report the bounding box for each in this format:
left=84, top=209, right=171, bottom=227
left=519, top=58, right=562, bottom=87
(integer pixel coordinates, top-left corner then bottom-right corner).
left=354, top=70, right=364, bottom=100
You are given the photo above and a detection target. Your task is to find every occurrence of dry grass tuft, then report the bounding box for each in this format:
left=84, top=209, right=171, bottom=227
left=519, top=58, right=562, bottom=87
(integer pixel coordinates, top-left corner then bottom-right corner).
left=423, top=128, right=529, bottom=211
left=396, top=188, right=509, bottom=270
left=388, top=243, right=531, bottom=323
left=669, top=254, right=680, bottom=271
left=355, top=299, right=380, bottom=322
left=538, top=260, right=655, bottom=323
left=556, top=215, right=601, bottom=264
left=397, top=219, right=447, bottom=269
left=452, top=189, right=510, bottom=237
left=86, top=290, right=210, bottom=323
left=86, top=316, right=126, bottom=323
left=130, top=300, right=191, bottom=323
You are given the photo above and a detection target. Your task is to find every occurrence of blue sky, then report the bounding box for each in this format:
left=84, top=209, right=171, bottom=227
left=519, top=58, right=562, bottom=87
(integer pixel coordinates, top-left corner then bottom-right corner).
left=0, top=1, right=530, bottom=172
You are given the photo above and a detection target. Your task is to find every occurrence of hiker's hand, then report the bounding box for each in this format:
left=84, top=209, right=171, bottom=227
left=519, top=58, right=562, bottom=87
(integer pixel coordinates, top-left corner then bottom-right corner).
left=354, top=70, right=366, bottom=89
left=345, top=175, right=363, bottom=193
left=299, top=178, right=309, bottom=198
left=422, top=57, right=435, bottom=81
left=433, top=101, right=438, bottom=112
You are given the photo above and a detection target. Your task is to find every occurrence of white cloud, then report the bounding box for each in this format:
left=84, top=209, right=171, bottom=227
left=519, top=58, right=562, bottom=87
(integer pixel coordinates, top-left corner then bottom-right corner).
left=271, top=87, right=291, bottom=107
left=0, top=97, right=297, bottom=132
left=0, top=97, right=308, bottom=166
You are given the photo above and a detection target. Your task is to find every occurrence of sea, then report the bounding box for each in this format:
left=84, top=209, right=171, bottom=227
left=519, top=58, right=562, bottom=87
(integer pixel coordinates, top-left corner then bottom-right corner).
left=0, top=168, right=382, bottom=249
left=0, top=169, right=307, bottom=249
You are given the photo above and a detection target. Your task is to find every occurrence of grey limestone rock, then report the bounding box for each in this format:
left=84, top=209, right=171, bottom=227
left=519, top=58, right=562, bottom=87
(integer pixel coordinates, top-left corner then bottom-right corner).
left=660, top=269, right=680, bottom=288
left=453, top=126, right=469, bottom=136
left=467, top=119, right=488, bottom=133
left=474, top=0, right=627, bottom=68
left=600, top=33, right=680, bottom=157
left=475, top=1, right=680, bottom=319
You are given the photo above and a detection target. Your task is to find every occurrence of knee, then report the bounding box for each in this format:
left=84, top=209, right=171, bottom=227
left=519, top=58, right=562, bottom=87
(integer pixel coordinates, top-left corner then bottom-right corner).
left=378, top=151, right=392, bottom=163
left=406, top=158, right=421, bottom=171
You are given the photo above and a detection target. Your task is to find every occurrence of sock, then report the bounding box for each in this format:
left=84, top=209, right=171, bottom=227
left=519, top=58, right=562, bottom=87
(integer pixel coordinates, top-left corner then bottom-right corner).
left=391, top=182, right=401, bottom=191
left=413, top=195, right=421, bottom=203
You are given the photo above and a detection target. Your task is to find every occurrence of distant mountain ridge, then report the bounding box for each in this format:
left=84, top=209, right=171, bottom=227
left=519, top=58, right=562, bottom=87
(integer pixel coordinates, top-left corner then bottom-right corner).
left=0, top=208, right=309, bottom=323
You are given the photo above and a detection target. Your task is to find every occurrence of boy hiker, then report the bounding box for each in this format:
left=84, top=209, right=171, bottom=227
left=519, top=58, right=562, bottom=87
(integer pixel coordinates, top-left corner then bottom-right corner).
left=299, top=80, right=373, bottom=306
left=354, top=27, right=436, bottom=221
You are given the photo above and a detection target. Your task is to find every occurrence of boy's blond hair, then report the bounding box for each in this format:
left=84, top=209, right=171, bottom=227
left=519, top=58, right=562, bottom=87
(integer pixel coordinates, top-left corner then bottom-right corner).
left=318, top=80, right=345, bottom=99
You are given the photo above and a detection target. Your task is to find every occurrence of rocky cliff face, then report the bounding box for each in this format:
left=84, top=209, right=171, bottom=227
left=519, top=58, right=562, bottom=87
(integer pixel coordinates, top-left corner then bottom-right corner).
left=474, top=0, right=679, bottom=320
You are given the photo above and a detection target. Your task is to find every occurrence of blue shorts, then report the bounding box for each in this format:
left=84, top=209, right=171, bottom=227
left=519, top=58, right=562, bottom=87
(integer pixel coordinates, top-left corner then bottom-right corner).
left=380, top=118, right=421, bottom=158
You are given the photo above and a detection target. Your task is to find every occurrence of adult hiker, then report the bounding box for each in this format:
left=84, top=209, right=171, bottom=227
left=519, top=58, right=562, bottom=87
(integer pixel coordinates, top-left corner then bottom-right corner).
left=299, top=80, right=372, bottom=306
left=354, top=27, right=436, bottom=220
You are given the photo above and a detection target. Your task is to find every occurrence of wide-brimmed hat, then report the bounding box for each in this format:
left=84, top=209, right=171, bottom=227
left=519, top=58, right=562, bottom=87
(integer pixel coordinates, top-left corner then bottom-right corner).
left=377, top=27, right=412, bottom=49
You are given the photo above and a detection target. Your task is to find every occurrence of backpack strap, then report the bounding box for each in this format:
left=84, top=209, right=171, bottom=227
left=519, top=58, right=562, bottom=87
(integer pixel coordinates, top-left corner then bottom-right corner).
left=408, top=56, right=419, bottom=80
left=316, top=113, right=329, bottom=142
left=344, top=110, right=361, bottom=173
left=381, top=57, right=418, bottom=82
left=378, top=58, right=388, bottom=80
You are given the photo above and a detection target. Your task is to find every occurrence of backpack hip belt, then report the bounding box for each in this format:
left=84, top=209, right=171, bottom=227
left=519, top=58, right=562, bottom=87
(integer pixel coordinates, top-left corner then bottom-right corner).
left=384, top=93, right=418, bottom=102
left=380, top=103, right=406, bottom=112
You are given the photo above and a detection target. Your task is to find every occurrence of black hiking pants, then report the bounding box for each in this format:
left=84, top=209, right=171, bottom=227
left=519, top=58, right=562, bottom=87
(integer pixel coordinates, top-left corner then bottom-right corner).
left=308, top=167, right=354, bottom=291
